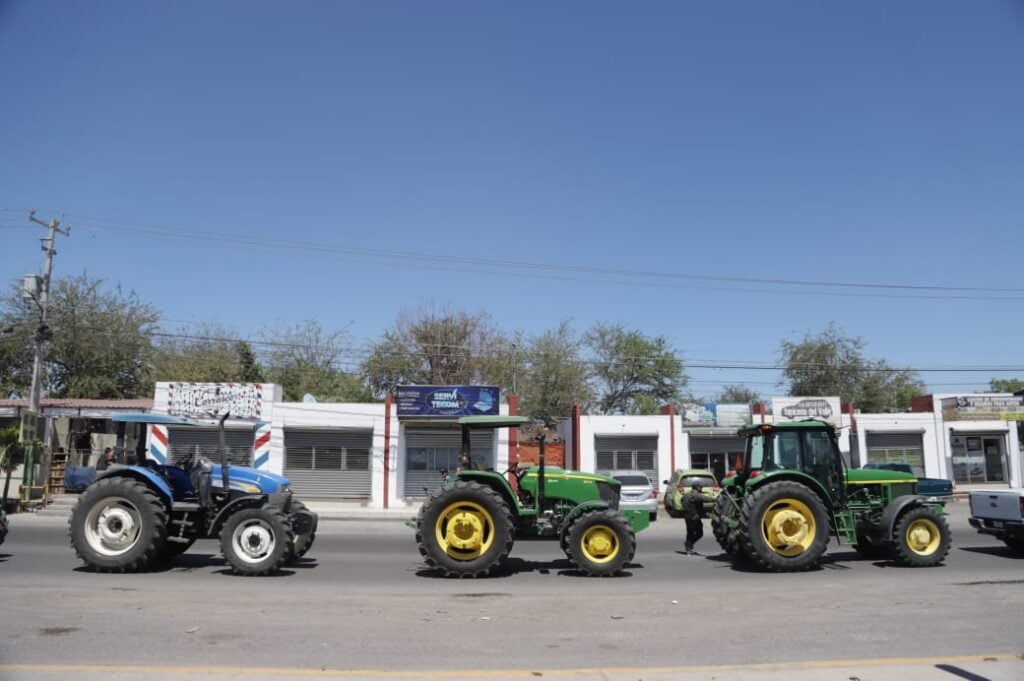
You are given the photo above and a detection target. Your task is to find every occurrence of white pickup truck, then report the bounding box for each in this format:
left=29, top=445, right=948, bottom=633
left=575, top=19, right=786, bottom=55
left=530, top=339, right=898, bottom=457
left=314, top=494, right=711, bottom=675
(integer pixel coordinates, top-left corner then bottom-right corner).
left=969, top=489, right=1024, bottom=555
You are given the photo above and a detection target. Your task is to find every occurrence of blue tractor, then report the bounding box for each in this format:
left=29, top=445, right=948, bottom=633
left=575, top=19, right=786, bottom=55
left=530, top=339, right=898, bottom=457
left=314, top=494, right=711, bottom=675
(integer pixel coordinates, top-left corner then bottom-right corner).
left=68, top=412, right=317, bottom=576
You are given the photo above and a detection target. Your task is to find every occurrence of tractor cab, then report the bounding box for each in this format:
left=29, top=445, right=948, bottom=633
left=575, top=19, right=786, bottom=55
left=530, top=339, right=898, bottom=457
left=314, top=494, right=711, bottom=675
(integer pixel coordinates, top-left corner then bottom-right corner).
left=733, top=420, right=845, bottom=506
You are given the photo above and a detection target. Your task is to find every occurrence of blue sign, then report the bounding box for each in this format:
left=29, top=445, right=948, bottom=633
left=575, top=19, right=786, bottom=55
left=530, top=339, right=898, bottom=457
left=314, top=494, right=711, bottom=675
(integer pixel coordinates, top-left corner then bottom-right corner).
left=396, top=386, right=500, bottom=418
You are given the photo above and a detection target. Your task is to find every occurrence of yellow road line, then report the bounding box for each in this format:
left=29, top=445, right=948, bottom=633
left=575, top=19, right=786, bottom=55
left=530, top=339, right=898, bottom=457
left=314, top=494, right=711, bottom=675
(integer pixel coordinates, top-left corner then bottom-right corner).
left=0, top=654, right=1021, bottom=677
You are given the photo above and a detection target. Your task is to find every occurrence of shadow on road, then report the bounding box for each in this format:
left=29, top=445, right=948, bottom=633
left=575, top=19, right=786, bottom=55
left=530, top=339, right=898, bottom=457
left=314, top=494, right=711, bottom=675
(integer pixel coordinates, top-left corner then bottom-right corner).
left=71, top=552, right=301, bottom=577
left=701, top=550, right=860, bottom=573
left=958, top=545, right=1024, bottom=560
left=934, top=663, right=993, bottom=681
left=414, top=556, right=638, bottom=579
left=0, top=553, right=10, bottom=563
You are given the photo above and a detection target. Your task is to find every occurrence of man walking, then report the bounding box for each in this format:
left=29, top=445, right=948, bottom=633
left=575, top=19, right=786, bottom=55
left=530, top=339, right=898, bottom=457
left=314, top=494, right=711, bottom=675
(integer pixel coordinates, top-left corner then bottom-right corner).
left=682, top=482, right=707, bottom=555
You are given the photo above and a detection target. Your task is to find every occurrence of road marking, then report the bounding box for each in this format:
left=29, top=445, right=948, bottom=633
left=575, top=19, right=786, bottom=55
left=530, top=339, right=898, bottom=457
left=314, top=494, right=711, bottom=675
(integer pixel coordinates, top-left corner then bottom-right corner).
left=1, top=654, right=1021, bottom=677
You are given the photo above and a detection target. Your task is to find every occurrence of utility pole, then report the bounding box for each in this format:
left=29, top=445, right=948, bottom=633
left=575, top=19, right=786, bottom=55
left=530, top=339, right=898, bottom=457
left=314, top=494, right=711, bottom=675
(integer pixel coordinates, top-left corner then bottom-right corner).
left=26, top=211, right=69, bottom=425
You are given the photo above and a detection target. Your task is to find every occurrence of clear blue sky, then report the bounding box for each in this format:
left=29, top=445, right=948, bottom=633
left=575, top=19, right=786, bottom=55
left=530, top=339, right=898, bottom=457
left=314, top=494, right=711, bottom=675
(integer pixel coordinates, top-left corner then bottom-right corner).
left=2, top=1, right=1022, bottom=398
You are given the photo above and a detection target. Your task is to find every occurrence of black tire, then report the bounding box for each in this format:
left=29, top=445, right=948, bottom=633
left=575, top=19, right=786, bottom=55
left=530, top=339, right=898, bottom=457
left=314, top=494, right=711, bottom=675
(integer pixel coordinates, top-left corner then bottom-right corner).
left=891, top=506, right=951, bottom=567
left=711, top=493, right=742, bottom=556
left=1004, top=537, right=1024, bottom=556
left=0, top=509, right=7, bottom=547
left=665, top=502, right=682, bottom=519
left=416, top=480, right=514, bottom=578
left=564, top=509, right=635, bottom=577
left=853, top=532, right=889, bottom=560
left=738, top=481, right=830, bottom=572
left=649, top=511, right=658, bottom=523
left=219, top=506, right=294, bottom=576
left=288, top=500, right=316, bottom=563
left=68, top=477, right=169, bottom=573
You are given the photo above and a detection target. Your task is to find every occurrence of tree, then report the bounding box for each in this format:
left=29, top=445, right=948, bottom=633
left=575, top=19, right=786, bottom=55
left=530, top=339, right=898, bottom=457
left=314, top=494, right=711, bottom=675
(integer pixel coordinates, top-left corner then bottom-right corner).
left=0, top=426, right=25, bottom=504
left=517, top=320, right=593, bottom=425
left=262, top=320, right=371, bottom=402
left=153, top=327, right=266, bottom=384
left=778, top=323, right=925, bottom=412
left=585, top=323, right=686, bottom=415
left=718, top=384, right=760, bottom=404
left=989, top=378, right=1024, bottom=394
left=360, top=304, right=514, bottom=398
left=1, top=273, right=159, bottom=399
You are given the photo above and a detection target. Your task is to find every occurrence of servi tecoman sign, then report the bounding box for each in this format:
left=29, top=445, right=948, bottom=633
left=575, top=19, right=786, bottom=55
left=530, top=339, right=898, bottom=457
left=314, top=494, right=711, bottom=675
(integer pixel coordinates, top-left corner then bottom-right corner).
left=771, top=396, right=842, bottom=425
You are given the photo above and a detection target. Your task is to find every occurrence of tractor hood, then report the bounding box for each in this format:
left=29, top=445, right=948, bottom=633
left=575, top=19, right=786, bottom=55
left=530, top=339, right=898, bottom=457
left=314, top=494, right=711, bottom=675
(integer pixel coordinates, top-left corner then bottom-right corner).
left=846, top=468, right=916, bottom=484
left=210, top=464, right=291, bottom=494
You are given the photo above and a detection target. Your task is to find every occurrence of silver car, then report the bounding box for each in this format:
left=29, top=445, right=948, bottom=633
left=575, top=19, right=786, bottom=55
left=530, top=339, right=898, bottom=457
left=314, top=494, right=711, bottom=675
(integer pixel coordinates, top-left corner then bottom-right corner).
left=607, top=470, right=658, bottom=522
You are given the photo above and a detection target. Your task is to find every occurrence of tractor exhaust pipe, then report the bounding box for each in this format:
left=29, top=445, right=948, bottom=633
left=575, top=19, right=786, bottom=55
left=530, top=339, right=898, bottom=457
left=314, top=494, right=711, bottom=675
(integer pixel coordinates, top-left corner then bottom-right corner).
left=218, top=411, right=231, bottom=493
left=536, top=432, right=546, bottom=512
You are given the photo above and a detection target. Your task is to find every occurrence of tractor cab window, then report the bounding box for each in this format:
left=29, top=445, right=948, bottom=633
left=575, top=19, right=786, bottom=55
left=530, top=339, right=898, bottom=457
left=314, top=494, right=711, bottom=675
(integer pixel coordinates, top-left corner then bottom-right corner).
left=771, top=431, right=802, bottom=470
left=747, top=435, right=765, bottom=470
left=802, top=429, right=841, bottom=495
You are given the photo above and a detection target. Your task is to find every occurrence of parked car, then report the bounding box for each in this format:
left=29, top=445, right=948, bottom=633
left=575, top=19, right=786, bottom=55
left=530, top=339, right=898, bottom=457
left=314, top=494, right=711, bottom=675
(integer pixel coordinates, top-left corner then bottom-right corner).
left=861, top=462, right=954, bottom=501
left=607, top=471, right=658, bottom=522
left=968, top=489, right=1024, bottom=555
left=662, top=469, right=719, bottom=517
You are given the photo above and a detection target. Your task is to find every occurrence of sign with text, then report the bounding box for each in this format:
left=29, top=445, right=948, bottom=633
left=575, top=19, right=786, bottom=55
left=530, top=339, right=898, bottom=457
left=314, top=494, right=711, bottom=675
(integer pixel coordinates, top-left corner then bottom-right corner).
left=396, top=386, right=500, bottom=418
left=166, top=383, right=267, bottom=420
left=772, top=396, right=841, bottom=425
left=941, top=395, right=1024, bottom=421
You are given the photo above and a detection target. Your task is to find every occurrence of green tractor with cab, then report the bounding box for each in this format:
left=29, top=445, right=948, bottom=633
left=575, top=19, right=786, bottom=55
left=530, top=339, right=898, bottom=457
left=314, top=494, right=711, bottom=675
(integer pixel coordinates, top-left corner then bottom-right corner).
left=415, top=415, right=650, bottom=577
left=711, top=420, right=951, bottom=572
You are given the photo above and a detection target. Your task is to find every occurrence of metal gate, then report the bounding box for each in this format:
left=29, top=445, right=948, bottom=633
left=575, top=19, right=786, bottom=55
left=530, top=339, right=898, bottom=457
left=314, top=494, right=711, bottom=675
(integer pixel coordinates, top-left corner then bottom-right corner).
left=167, top=426, right=255, bottom=466
left=594, top=436, right=658, bottom=482
left=283, top=429, right=373, bottom=499
left=403, top=427, right=494, bottom=499
left=865, top=431, right=925, bottom=475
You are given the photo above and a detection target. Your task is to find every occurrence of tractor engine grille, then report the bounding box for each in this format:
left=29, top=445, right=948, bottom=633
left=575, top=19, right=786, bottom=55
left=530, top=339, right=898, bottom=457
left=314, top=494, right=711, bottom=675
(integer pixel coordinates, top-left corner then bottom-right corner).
left=596, top=481, right=620, bottom=510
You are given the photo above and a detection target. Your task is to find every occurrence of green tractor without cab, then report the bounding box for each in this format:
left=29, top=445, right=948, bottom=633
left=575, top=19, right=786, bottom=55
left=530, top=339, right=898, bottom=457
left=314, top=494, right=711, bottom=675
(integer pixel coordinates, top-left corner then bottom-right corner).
left=415, top=416, right=650, bottom=577
left=711, top=420, right=951, bottom=572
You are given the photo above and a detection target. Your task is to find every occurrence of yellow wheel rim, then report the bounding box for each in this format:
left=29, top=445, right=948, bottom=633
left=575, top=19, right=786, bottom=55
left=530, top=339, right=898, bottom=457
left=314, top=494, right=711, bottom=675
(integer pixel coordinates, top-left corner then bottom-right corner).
left=434, top=500, right=495, bottom=561
left=580, top=525, right=619, bottom=564
left=761, top=498, right=817, bottom=557
left=905, top=517, right=941, bottom=556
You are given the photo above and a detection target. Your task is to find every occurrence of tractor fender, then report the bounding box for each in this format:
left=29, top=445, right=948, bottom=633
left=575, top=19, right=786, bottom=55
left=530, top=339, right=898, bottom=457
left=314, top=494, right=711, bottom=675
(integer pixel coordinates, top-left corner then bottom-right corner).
left=209, top=495, right=271, bottom=537
left=556, top=500, right=611, bottom=538
left=97, top=467, right=174, bottom=507
left=457, top=471, right=520, bottom=513
left=876, top=494, right=930, bottom=541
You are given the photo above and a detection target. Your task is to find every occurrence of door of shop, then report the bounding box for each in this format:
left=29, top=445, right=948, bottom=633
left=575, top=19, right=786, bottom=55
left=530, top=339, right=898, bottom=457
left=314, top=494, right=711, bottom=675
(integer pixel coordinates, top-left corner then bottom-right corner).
left=283, top=429, right=373, bottom=499
left=688, top=435, right=745, bottom=481
left=403, top=427, right=494, bottom=499
left=865, top=432, right=925, bottom=476
left=951, top=432, right=1006, bottom=484
left=166, top=426, right=255, bottom=466
left=594, top=436, right=658, bottom=483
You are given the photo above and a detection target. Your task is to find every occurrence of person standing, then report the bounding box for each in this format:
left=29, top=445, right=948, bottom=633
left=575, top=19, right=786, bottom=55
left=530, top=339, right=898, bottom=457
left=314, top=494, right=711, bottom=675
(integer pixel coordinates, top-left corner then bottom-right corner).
left=681, top=482, right=707, bottom=555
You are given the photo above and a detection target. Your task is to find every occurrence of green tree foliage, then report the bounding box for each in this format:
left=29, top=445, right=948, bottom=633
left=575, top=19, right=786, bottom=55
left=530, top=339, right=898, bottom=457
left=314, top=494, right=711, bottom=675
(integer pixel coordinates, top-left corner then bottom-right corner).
left=360, top=304, right=514, bottom=398
left=235, top=341, right=265, bottom=383
left=262, top=320, right=370, bottom=402
left=518, top=320, right=593, bottom=425
left=718, top=384, right=760, bottom=404
left=989, top=378, right=1024, bottom=394
left=153, top=324, right=248, bottom=383
left=1, top=274, right=159, bottom=399
left=586, top=323, right=686, bottom=415
left=779, top=323, right=925, bottom=412
left=0, top=426, right=25, bottom=503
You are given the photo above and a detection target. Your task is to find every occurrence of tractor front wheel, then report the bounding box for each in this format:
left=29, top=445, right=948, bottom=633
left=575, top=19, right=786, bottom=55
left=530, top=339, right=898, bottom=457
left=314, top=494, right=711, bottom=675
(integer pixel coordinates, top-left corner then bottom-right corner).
left=416, top=480, right=514, bottom=578
left=288, top=500, right=317, bottom=564
left=738, top=481, right=830, bottom=572
left=564, top=510, right=635, bottom=577
left=219, top=506, right=294, bottom=576
left=68, top=477, right=169, bottom=572
left=891, top=506, right=950, bottom=567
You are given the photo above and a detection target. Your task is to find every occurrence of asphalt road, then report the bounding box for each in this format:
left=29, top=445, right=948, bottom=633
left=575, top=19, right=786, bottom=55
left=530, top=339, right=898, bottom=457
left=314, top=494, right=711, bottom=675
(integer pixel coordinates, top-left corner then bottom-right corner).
left=1, top=502, right=1022, bottom=681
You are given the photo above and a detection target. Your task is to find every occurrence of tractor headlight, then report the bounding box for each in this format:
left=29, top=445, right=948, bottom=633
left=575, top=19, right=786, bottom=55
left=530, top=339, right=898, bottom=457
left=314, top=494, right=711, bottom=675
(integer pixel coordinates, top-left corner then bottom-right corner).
left=282, top=484, right=292, bottom=494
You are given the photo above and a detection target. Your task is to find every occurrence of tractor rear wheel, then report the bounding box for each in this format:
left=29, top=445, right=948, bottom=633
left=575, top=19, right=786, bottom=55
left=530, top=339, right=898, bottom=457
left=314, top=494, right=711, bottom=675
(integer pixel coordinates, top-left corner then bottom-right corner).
left=416, top=480, right=514, bottom=578
left=891, top=506, right=950, bottom=567
left=68, top=477, right=169, bottom=572
left=219, top=506, right=294, bottom=576
left=711, top=493, right=742, bottom=556
left=738, top=481, right=830, bottom=572
left=288, top=500, right=316, bottom=563
left=564, top=510, right=635, bottom=577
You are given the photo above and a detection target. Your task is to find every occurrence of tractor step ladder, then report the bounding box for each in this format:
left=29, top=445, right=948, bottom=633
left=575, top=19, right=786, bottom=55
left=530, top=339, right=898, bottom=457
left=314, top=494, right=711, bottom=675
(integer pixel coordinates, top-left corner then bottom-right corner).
left=831, top=509, right=857, bottom=544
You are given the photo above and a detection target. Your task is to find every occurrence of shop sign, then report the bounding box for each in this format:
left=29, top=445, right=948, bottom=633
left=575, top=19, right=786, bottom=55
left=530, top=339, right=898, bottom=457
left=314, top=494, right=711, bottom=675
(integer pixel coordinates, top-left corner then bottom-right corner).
left=396, top=386, right=499, bottom=418
left=166, top=382, right=266, bottom=419
left=772, top=396, right=841, bottom=424
left=683, top=403, right=752, bottom=427
left=941, top=395, right=1024, bottom=421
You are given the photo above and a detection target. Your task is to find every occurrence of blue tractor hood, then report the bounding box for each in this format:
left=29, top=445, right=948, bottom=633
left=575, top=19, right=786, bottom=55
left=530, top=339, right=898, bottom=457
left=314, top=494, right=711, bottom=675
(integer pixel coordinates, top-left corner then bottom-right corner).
left=210, top=464, right=291, bottom=494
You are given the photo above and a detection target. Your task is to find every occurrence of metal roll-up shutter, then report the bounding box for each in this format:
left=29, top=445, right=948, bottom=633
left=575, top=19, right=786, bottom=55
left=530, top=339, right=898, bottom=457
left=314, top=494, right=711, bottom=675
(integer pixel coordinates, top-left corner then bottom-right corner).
left=594, top=436, right=658, bottom=481
left=284, top=429, right=373, bottom=499
left=167, top=427, right=254, bottom=466
left=403, top=427, right=494, bottom=499
left=689, top=435, right=747, bottom=454
left=865, top=431, right=925, bottom=475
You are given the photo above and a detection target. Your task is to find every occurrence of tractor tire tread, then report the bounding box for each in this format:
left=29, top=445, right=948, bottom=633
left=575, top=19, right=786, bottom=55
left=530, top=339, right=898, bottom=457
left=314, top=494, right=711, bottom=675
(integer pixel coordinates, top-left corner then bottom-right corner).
left=737, top=480, right=830, bottom=573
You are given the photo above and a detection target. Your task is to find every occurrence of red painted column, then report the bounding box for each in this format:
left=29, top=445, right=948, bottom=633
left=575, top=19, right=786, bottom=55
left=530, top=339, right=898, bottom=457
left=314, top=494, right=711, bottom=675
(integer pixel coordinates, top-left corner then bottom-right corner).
left=383, top=394, right=393, bottom=509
